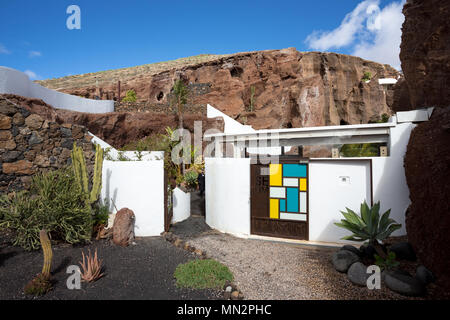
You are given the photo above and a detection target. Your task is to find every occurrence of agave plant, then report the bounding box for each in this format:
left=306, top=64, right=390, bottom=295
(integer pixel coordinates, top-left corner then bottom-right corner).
left=79, top=249, right=104, bottom=282
left=334, top=201, right=401, bottom=258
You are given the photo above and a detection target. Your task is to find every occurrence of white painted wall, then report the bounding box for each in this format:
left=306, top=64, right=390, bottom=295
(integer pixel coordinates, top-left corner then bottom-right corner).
left=101, top=159, right=165, bottom=237
left=0, top=66, right=114, bottom=113
left=172, top=187, right=191, bottom=223
left=309, top=160, right=372, bottom=243
left=205, top=157, right=251, bottom=237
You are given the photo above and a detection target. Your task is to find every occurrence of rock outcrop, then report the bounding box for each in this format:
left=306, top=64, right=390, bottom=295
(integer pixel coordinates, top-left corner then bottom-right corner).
left=395, top=0, right=450, bottom=111
left=395, top=0, right=450, bottom=297
left=39, top=49, right=399, bottom=130
left=2, top=94, right=224, bottom=148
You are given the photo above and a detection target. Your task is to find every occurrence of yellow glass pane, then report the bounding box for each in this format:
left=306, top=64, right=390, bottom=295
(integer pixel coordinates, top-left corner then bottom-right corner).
left=270, top=198, right=279, bottom=219
left=299, top=178, right=307, bottom=191
left=269, top=164, right=282, bottom=186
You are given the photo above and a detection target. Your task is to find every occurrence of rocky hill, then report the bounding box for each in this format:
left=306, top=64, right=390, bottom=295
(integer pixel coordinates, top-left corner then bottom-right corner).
left=38, top=49, right=400, bottom=130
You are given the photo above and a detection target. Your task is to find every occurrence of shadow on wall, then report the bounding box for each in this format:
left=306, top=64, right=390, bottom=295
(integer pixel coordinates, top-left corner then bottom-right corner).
left=372, top=123, right=416, bottom=236
left=103, top=168, right=118, bottom=225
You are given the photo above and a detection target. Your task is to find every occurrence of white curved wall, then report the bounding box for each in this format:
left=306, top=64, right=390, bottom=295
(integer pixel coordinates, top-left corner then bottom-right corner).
left=0, top=66, right=114, bottom=113
left=172, top=187, right=191, bottom=223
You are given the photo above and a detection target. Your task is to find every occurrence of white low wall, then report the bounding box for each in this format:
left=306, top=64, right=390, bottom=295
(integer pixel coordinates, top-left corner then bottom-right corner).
left=205, top=157, right=251, bottom=237
left=101, top=159, right=165, bottom=237
left=172, top=187, right=191, bottom=223
left=0, top=66, right=114, bottom=113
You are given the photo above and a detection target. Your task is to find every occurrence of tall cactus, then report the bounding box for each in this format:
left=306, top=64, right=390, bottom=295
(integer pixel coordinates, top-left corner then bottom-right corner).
left=40, top=230, right=52, bottom=280
left=90, top=144, right=103, bottom=204
left=71, top=142, right=103, bottom=208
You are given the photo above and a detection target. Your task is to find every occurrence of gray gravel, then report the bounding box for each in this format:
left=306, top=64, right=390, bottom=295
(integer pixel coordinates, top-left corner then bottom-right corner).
left=185, top=231, right=424, bottom=300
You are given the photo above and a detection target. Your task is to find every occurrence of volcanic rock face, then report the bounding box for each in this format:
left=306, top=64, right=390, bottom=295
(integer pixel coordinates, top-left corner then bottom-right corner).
left=404, top=107, right=450, bottom=296
left=397, top=0, right=450, bottom=297
left=396, top=0, right=450, bottom=111
left=40, top=49, right=399, bottom=130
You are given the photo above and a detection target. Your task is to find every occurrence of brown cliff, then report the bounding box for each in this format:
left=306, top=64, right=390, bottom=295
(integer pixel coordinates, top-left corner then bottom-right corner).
left=39, top=49, right=399, bottom=130
left=397, top=0, right=450, bottom=297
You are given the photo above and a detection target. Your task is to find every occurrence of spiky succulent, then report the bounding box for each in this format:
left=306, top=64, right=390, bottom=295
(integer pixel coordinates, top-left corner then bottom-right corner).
left=335, top=201, right=401, bottom=244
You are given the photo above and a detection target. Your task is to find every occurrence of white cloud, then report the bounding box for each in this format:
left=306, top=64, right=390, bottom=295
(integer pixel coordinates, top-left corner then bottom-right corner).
left=305, top=0, right=405, bottom=70
left=29, top=50, right=42, bottom=58
left=0, top=44, right=11, bottom=54
left=24, top=70, right=41, bottom=80
left=352, top=1, right=404, bottom=70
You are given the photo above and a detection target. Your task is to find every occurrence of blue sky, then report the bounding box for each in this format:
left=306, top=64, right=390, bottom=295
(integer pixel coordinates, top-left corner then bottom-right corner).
left=0, top=0, right=405, bottom=80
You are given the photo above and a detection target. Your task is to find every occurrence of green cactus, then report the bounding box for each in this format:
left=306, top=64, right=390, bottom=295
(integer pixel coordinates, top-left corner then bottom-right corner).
left=24, top=229, right=53, bottom=296
left=40, top=229, right=52, bottom=279
left=71, top=142, right=103, bottom=208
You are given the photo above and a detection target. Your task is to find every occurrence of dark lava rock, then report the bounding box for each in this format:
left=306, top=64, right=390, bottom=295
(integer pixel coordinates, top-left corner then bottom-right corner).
left=384, top=270, right=426, bottom=296
left=416, top=265, right=435, bottom=285
left=390, top=242, right=416, bottom=261
left=332, top=250, right=360, bottom=273
left=359, top=243, right=377, bottom=259
left=347, top=262, right=369, bottom=286
left=340, top=245, right=361, bottom=257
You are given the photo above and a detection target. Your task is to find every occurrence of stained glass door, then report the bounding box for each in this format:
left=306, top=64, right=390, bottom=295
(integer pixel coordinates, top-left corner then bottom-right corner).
left=250, top=158, right=308, bottom=240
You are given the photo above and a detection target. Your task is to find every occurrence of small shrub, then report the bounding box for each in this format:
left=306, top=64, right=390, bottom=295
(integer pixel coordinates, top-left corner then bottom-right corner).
left=375, top=251, right=399, bottom=271
left=174, top=259, right=233, bottom=289
left=184, top=170, right=198, bottom=190
left=121, top=90, right=137, bottom=102
left=0, top=167, right=93, bottom=250
left=362, top=71, right=372, bottom=82
left=339, top=143, right=382, bottom=157
left=334, top=201, right=401, bottom=259
left=24, top=273, right=52, bottom=296
left=79, top=249, right=104, bottom=282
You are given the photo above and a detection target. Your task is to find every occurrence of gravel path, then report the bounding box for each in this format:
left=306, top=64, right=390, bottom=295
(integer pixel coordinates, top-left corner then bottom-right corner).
left=183, top=230, right=422, bottom=300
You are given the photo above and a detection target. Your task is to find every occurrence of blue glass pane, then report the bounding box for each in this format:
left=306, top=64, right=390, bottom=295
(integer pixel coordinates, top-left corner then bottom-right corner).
left=282, top=164, right=307, bottom=178
left=280, top=199, right=286, bottom=211
left=286, top=188, right=299, bottom=212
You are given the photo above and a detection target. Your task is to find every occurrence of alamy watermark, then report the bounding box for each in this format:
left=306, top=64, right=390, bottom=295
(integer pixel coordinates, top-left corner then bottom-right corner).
left=66, top=5, right=81, bottom=30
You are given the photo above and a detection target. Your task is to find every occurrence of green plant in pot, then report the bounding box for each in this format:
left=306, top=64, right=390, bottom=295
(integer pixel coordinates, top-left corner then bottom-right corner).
left=334, top=201, right=401, bottom=259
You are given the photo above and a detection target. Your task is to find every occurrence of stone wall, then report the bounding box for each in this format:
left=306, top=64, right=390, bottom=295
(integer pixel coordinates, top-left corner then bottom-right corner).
left=115, top=101, right=206, bottom=115
left=0, top=97, right=95, bottom=193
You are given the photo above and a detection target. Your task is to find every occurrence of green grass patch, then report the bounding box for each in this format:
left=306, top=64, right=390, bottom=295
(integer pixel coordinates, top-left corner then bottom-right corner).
left=174, top=259, right=233, bottom=289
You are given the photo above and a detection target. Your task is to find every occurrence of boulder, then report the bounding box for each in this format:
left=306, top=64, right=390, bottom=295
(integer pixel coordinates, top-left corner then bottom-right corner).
left=340, top=245, right=361, bottom=257
left=359, top=243, right=377, bottom=259
left=384, top=270, right=426, bottom=296
left=347, top=262, right=369, bottom=286
left=389, top=242, right=416, bottom=261
left=332, top=250, right=360, bottom=273
left=112, top=208, right=135, bottom=247
left=415, top=265, right=435, bottom=285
